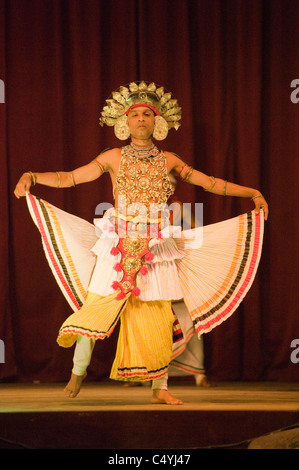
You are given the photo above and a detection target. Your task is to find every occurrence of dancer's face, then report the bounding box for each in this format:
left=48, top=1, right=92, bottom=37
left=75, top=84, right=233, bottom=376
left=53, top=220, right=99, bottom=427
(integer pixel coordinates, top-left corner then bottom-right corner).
left=127, top=106, right=155, bottom=141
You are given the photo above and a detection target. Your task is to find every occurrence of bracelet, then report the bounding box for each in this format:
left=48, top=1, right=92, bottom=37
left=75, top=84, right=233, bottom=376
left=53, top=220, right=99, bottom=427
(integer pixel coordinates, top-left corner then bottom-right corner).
left=69, top=171, right=76, bottom=187
left=25, top=171, right=37, bottom=186
left=56, top=171, right=61, bottom=188
left=204, top=176, right=216, bottom=192
left=251, top=194, right=264, bottom=201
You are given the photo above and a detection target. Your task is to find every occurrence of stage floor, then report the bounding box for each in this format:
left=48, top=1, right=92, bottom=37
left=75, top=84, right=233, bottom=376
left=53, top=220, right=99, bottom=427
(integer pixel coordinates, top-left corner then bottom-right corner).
left=0, top=381, right=299, bottom=449
left=1, top=380, right=299, bottom=412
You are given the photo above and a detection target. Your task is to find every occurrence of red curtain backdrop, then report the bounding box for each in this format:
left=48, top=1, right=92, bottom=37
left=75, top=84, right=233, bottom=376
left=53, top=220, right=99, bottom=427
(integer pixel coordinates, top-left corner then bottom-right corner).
left=1, top=0, right=299, bottom=382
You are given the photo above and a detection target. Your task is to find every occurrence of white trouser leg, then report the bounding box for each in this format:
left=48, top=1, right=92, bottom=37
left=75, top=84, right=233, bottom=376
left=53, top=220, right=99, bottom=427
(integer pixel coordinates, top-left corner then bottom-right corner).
left=151, top=373, right=168, bottom=391
left=72, top=335, right=95, bottom=376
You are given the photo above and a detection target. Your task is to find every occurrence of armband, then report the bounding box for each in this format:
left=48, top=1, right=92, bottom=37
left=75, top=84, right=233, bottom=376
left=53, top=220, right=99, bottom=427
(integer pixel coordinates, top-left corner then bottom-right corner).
left=92, top=159, right=105, bottom=174
left=204, top=176, right=216, bottom=191
left=179, top=164, right=193, bottom=182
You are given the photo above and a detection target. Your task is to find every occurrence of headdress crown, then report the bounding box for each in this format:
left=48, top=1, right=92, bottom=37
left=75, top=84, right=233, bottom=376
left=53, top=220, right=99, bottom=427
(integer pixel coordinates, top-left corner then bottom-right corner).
left=99, top=81, right=182, bottom=133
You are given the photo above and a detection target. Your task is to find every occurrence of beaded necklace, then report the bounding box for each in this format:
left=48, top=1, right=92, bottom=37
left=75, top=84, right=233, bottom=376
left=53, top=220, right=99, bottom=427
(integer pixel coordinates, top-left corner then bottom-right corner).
left=125, top=142, right=160, bottom=159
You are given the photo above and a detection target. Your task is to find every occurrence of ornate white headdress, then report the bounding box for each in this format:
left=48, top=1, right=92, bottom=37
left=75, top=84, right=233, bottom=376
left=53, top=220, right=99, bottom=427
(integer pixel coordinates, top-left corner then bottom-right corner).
left=99, top=81, right=182, bottom=140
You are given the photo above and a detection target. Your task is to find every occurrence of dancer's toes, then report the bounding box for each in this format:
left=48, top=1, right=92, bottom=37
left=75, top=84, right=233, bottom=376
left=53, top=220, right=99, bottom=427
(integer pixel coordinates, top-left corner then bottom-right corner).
left=151, top=389, right=183, bottom=405
left=195, top=374, right=211, bottom=387
left=64, top=372, right=86, bottom=398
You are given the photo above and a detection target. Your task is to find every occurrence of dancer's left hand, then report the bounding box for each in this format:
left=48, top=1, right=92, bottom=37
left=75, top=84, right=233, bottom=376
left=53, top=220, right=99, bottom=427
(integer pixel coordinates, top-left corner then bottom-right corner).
left=253, top=195, right=269, bottom=220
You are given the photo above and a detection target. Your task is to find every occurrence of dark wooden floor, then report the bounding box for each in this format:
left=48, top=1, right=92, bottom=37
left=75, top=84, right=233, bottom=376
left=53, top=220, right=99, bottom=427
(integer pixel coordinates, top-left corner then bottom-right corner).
left=0, top=380, right=299, bottom=449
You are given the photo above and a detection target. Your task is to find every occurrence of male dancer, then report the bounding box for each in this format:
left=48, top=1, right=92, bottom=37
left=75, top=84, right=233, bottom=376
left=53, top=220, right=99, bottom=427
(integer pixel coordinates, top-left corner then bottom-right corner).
left=15, top=82, right=268, bottom=404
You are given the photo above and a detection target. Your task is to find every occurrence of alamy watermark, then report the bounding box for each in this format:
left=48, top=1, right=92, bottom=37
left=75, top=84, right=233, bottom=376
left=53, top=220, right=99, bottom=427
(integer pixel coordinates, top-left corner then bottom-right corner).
left=290, top=79, right=299, bottom=103
left=0, top=339, right=4, bottom=363
left=94, top=199, right=203, bottom=243
left=0, top=79, right=4, bottom=103
left=290, top=339, right=299, bottom=364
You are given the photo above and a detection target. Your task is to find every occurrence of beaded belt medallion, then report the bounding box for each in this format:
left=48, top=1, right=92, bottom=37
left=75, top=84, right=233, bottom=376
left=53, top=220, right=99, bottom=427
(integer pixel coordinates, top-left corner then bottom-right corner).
left=110, top=224, right=155, bottom=300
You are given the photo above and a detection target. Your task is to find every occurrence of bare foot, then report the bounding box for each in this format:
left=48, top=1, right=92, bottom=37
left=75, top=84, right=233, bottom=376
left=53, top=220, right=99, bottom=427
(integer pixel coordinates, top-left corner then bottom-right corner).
left=151, top=389, right=183, bottom=405
left=64, top=372, right=87, bottom=398
left=195, top=374, right=211, bottom=387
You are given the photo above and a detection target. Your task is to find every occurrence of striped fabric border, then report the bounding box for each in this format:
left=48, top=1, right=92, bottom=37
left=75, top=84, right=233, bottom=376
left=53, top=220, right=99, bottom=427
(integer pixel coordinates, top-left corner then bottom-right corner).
left=115, top=364, right=169, bottom=381
left=45, top=201, right=87, bottom=302
left=57, top=295, right=129, bottom=346
left=171, top=326, right=194, bottom=360
left=26, top=193, right=87, bottom=311
left=191, top=210, right=263, bottom=335
left=172, top=312, right=184, bottom=344
left=170, top=359, right=205, bottom=375
left=58, top=303, right=183, bottom=346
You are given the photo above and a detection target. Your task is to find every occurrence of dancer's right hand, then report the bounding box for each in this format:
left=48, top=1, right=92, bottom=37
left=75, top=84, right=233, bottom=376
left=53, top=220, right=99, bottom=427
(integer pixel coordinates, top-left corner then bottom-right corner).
left=14, top=173, right=32, bottom=198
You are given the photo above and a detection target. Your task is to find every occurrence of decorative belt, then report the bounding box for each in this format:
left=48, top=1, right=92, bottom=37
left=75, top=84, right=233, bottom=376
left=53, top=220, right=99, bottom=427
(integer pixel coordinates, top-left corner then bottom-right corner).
left=109, top=220, right=162, bottom=300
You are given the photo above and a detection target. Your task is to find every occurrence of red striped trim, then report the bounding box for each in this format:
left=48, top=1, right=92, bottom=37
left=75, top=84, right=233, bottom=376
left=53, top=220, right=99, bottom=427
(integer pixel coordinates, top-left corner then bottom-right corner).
left=58, top=327, right=113, bottom=341
left=196, top=212, right=262, bottom=334
left=171, top=329, right=194, bottom=360
left=116, top=367, right=168, bottom=380
left=28, top=194, right=81, bottom=310
left=170, top=363, right=205, bottom=375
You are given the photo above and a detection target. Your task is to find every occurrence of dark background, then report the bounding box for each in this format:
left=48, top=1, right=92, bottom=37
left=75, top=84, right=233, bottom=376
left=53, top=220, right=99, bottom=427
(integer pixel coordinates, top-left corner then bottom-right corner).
left=1, top=0, right=299, bottom=383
